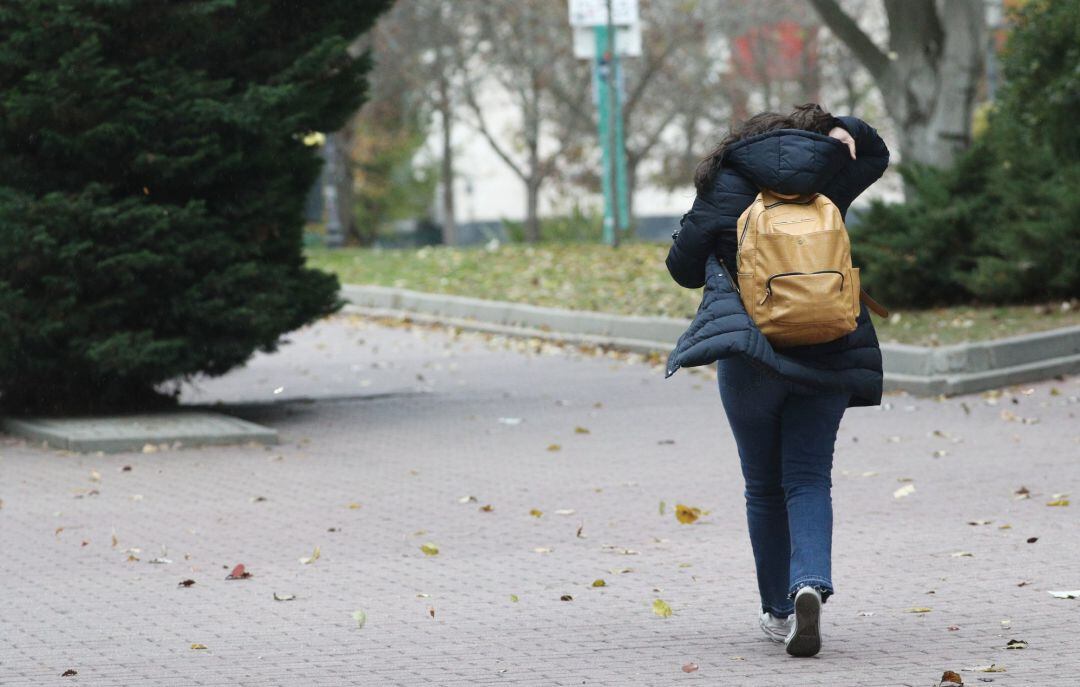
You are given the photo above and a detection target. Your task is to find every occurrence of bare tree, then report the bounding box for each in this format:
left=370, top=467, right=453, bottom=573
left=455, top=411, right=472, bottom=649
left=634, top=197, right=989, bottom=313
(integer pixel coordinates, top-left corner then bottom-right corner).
left=809, top=0, right=985, bottom=169
left=362, top=0, right=464, bottom=245
left=457, top=1, right=592, bottom=243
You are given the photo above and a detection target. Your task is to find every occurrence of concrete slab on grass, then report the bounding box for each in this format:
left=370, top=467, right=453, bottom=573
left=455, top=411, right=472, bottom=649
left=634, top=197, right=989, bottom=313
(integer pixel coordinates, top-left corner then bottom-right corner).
left=1, top=411, right=278, bottom=453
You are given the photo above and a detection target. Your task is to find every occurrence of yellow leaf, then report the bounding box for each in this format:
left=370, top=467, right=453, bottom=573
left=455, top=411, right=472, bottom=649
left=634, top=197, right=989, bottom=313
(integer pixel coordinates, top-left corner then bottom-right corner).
left=652, top=599, right=673, bottom=618
left=420, top=542, right=439, bottom=556
left=347, top=502, right=362, bottom=510
left=1047, top=499, right=1069, bottom=507
left=299, top=546, right=321, bottom=564
left=592, top=579, right=606, bottom=587
left=658, top=500, right=666, bottom=516
left=529, top=508, right=543, bottom=518
left=893, top=484, right=916, bottom=499
left=190, top=643, right=207, bottom=650
left=546, top=444, right=561, bottom=452
left=574, top=426, right=590, bottom=434
left=905, top=607, right=932, bottom=613
left=509, top=594, right=519, bottom=602
left=675, top=504, right=701, bottom=524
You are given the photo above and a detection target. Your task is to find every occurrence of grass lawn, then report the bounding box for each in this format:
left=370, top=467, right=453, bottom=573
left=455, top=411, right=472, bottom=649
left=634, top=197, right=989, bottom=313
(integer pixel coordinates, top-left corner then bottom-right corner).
left=307, top=244, right=1080, bottom=347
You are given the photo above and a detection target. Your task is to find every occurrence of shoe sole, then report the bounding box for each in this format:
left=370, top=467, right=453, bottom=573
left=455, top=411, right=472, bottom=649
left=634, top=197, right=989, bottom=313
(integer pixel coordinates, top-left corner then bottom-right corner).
left=785, top=592, right=821, bottom=657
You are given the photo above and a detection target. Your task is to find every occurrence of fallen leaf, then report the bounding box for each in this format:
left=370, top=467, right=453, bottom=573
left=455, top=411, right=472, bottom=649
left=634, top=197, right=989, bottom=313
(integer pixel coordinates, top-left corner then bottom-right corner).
left=932, top=450, right=948, bottom=458
left=940, top=670, right=963, bottom=685
left=951, top=551, right=974, bottom=557
left=1004, top=639, right=1027, bottom=649
left=560, top=594, right=573, bottom=601
left=529, top=508, right=543, bottom=518
left=546, top=444, right=561, bottom=452
left=964, top=664, right=1005, bottom=673
left=509, top=594, right=519, bottom=602
left=427, top=606, right=435, bottom=619
left=1046, top=498, right=1069, bottom=507
left=121, top=465, right=132, bottom=472
left=420, top=542, right=439, bottom=556
left=532, top=547, right=552, bottom=554
left=947, top=625, right=960, bottom=631
left=894, top=484, right=916, bottom=499
left=148, top=557, right=172, bottom=565
left=458, top=495, right=477, bottom=503
left=1013, top=486, right=1030, bottom=500
left=89, top=470, right=101, bottom=482
left=190, top=643, right=207, bottom=650
left=1027, top=537, right=1039, bottom=543
left=675, top=504, right=701, bottom=524
left=652, top=599, right=673, bottom=618
left=226, top=564, right=251, bottom=580
left=249, top=496, right=267, bottom=503
left=347, top=502, right=362, bottom=509
left=273, top=592, right=296, bottom=601
left=555, top=509, right=576, bottom=516
left=682, top=663, right=699, bottom=673
left=479, top=504, right=494, bottom=512
left=352, top=610, right=367, bottom=628
left=576, top=524, right=585, bottom=538
left=1048, top=590, right=1080, bottom=599
left=498, top=417, right=522, bottom=426
left=1017, top=580, right=1031, bottom=587
left=905, top=607, right=933, bottom=613
left=299, top=546, right=321, bottom=564
left=178, top=579, right=196, bottom=588
left=592, top=579, right=606, bottom=587
left=658, top=500, right=666, bottom=516
left=574, top=426, right=590, bottom=434
left=998, top=523, right=1012, bottom=530
left=609, top=567, right=633, bottom=574
left=967, top=520, right=991, bottom=526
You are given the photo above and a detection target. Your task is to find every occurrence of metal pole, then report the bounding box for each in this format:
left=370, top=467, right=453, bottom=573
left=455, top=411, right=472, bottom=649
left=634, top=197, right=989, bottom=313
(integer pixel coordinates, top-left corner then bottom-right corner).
left=594, top=27, right=616, bottom=246
left=605, top=0, right=621, bottom=247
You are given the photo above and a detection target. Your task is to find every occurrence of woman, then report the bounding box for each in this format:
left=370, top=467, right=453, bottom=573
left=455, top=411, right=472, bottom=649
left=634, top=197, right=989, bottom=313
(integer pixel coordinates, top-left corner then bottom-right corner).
left=664, top=104, right=889, bottom=657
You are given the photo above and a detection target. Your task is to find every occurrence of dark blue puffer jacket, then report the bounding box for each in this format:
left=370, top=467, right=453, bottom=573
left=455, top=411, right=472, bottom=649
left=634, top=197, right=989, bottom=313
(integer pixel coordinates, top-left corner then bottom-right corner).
left=665, top=117, right=890, bottom=407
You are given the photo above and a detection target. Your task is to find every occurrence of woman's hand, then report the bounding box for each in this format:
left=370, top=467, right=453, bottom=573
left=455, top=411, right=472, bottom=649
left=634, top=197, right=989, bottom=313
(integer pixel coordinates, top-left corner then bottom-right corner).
left=829, top=127, right=856, bottom=159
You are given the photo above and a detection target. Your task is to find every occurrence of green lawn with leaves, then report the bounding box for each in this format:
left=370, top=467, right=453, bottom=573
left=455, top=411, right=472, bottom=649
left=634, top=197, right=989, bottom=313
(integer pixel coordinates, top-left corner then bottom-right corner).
left=307, top=244, right=1080, bottom=346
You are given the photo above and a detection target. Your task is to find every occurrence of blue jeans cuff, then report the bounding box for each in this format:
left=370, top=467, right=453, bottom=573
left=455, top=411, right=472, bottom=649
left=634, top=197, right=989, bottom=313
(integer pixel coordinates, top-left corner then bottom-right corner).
left=762, top=602, right=794, bottom=618
left=789, top=577, right=833, bottom=603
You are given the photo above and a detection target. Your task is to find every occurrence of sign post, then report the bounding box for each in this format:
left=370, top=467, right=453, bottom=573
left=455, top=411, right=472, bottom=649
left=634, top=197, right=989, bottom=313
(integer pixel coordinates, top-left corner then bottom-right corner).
left=570, top=0, right=638, bottom=246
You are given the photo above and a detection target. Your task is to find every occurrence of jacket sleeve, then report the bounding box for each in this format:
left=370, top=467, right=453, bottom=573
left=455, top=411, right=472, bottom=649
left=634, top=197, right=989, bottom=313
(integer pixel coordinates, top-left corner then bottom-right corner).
left=665, top=194, right=725, bottom=289
left=821, top=116, right=890, bottom=216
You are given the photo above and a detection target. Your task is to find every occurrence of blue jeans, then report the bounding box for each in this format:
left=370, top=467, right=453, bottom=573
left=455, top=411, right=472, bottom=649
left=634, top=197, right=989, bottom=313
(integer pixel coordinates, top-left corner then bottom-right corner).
left=717, top=356, right=850, bottom=618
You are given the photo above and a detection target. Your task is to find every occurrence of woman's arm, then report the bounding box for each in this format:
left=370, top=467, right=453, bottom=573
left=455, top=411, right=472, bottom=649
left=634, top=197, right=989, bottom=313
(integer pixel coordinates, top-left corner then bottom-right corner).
left=666, top=194, right=725, bottom=289
left=821, top=116, right=890, bottom=215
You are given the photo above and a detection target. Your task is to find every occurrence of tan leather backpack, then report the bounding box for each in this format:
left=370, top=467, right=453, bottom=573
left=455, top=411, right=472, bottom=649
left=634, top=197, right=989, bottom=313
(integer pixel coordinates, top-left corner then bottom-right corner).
left=735, top=190, right=887, bottom=348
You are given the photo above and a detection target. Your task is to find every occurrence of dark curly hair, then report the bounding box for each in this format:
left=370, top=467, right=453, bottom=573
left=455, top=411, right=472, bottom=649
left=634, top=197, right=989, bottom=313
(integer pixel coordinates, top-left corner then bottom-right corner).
left=694, top=103, right=836, bottom=195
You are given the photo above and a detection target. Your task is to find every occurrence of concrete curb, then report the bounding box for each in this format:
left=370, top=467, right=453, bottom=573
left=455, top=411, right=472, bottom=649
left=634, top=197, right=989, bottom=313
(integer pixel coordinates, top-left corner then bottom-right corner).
left=340, top=284, right=1080, bottom=396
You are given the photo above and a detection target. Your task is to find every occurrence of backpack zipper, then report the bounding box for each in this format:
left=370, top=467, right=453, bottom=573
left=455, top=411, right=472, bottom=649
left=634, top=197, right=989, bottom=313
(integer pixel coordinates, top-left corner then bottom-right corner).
left=758, top=269, right=845, bottom=306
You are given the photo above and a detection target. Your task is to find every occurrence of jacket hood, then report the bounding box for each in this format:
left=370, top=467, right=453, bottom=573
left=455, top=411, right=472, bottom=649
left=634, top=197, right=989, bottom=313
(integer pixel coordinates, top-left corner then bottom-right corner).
left=721, top=129, right=849, bottom=196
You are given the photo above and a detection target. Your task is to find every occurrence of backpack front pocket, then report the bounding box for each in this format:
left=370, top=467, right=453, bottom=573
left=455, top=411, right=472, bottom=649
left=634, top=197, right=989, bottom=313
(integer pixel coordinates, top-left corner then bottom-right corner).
left=759, top=270, right=849, bottom=324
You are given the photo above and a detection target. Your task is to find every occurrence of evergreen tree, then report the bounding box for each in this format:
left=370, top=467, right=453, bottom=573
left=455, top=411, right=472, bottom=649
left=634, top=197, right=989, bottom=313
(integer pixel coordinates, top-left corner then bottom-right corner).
left=851, top=0, right=1080, bottom=308
left=0, top=0, right=392, bottom=412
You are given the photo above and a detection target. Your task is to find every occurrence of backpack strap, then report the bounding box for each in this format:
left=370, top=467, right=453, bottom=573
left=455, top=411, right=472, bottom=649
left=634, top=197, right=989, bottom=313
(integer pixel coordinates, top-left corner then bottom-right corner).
left=859, top=289, right=889, bottom=318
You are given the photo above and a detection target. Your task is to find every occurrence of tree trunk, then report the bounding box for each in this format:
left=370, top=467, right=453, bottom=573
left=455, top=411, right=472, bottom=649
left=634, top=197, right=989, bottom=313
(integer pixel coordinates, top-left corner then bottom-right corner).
left=810, top=0, right=985, bottom=172
left=438, top=97, right=456, bottom=246
left=524, top=180, right=541, bottom=243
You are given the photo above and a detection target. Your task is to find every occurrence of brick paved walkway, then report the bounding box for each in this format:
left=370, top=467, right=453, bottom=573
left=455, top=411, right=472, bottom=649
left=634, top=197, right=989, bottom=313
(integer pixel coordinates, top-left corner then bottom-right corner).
left=2, top=314, right=1078, bottom=686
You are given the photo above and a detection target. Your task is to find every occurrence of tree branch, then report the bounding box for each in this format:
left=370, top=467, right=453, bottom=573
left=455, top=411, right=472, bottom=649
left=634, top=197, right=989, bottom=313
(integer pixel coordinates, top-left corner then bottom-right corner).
left=807, top=0, right=892, bottom=82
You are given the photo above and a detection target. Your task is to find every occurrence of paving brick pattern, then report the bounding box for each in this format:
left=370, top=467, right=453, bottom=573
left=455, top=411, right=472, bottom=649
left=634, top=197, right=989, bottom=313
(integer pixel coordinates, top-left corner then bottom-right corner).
left=2, top=314, right=1078, bottom=686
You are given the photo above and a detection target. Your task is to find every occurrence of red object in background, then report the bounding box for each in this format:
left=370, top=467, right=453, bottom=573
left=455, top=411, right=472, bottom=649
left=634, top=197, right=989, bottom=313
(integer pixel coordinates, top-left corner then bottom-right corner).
left=226, top=563, right=252, bottom=580
left=732, top=20, right=819, bottom=84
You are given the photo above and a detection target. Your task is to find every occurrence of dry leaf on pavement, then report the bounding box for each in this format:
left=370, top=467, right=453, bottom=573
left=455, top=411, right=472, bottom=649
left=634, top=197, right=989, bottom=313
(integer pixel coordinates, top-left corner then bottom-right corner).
left=894, top=484, right=916, bottom=499
left=299, top=546, right=321, bottom=564
left=682, top=663, right=698, bottom=673
left=273, top=593, right=296, bottom=601
left=420, top=542, right=440, bottom=556
left=226, top=564, right=251, bottom=580
left=652, top=599, right=673, bottom=618
left=1048, top=590, right=1080, bottom=599
left=675, top=504, right=701, bottom=524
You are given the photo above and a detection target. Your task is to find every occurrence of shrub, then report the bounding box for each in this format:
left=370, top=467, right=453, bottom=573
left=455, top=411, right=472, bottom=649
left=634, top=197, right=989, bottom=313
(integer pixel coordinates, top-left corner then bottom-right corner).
left=0, top=0, right=391, bottom=413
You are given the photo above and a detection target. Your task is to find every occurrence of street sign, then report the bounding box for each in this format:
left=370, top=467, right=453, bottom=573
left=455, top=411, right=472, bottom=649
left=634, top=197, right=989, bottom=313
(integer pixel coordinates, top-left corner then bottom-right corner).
left=568, top=0, right=639, bottom=27
left=572, top=23, right=641, bottom=58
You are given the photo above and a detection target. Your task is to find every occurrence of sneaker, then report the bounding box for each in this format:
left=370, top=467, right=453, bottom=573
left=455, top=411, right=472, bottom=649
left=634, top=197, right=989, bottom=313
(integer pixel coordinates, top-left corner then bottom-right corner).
left=759, top=612, right=793, bottom=643
left=785, top=586, right=823, bottom=657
